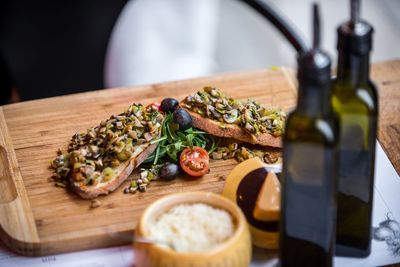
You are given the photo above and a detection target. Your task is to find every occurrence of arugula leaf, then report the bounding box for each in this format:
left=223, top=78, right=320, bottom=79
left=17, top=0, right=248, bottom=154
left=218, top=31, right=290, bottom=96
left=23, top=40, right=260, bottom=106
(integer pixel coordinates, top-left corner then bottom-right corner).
left=153, top=143, right=161, bottom=165
left=174, top=141, right=182, bottom=151
left=186, top=133, right=194, bottom=148
left=166, top=121, right=178, bottom=142
left=176, top=132, right=185, bottom=139
left=144, top=111, right=218, bottom=166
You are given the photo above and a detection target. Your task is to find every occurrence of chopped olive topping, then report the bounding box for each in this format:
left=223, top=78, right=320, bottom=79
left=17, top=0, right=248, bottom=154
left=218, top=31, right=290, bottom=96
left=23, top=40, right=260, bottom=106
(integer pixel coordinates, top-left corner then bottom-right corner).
left=50, top=104, right=163, bottom=187
left=210, top=142, right=281, bottom=164
left=123, top=165, right=160, bottom=194
left=182, top=87, right=286, bottom=136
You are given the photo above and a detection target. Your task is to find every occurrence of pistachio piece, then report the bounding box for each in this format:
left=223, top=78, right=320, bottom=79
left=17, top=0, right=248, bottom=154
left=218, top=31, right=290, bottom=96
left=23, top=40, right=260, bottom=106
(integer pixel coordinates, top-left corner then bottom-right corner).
left=88, top=131, right=96, bottom=139
left=223, top=109, right=238, bottom=124
left=89, top=145, right=99, bottom=155
left=215, top=103, right=225, bottom=110
left=130, top=186, right=138, bottom=193
left=79, top=148, right=88, bottom=157
left=140, top=170, right=148, bottom=180
left=210, top=88, right=220, bottom=98
left=138, top=184, right=147, bottom=192
left=203, top=86, right=213, bottom=94
left=132, top=117, right=143, bottom=128
left=73, top=171, right=85, bottom=182
left=206, top=105, right=214, bottom=117
left=115, top=115, right=126, bottom=120
left=210, top=106, right=221, bottom=118
left=82, top=165, right=95, bottom=177
left=147, top=171, right=156, bottom=181
left=91, top=172, right=101, bottom=186
left=115, top=121, right=123, bottom=129
left=117, top=150, right=132, bottom=161
left=95, top=159, right=103, bottom=169
left=106, top=130, right=115, bottom=140
left=211, top=152, right=223, bottom=160
left=245, top=122, right=254, bottom=132
left=111, top=159, right=120, bottom=168
left=194, top=94, right=203, bottom=103
left=102, top=167, right=116, bottom=182
left=128, top=130, right=138, bottom=140
left=58, top=167, right=70, bottom=178
left=228, top=142, right=238, bottom=151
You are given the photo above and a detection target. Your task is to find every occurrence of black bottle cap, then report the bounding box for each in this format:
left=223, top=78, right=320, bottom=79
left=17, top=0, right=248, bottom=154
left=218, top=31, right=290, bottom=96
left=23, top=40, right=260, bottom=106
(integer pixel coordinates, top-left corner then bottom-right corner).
left=337, top=0, right=374, bottom=54
left=297, top=4, right=331, bottom=86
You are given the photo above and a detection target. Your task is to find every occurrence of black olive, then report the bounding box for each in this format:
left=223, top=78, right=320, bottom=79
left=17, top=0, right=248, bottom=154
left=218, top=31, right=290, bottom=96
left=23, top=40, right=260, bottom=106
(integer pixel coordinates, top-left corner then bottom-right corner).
left=160, top=98, right=179, bottom=112
left=159, top=162, right=180, bottom=181
left=173, top=108, right=192, bottom=130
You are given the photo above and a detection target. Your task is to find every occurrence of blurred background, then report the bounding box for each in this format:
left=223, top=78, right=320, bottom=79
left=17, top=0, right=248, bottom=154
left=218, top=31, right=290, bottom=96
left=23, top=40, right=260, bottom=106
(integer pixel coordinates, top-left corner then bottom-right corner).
left=1, top=0, right=400, bottom=104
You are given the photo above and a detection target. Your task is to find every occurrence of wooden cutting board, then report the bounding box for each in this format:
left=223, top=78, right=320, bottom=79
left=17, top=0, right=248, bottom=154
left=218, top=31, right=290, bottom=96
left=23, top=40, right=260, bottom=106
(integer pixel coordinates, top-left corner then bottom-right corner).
left=1, top=60, right=399, bottom=257
left=0, top=67, right=297, bottom=256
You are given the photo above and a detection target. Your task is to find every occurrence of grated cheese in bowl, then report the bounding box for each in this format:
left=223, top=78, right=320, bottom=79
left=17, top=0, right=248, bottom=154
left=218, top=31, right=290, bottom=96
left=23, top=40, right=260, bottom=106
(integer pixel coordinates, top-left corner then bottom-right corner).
left=147, top=203, right=236, bottom=252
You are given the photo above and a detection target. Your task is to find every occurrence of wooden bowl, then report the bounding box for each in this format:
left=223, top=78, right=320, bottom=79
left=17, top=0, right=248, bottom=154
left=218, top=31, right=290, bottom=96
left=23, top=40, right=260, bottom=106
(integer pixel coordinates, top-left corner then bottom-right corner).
left=134, top=191, right=251, bottom=267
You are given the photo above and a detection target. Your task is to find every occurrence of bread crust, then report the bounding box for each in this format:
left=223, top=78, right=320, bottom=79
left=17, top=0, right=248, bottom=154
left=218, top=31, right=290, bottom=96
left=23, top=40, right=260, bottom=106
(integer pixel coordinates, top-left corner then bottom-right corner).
left=182, top=108, right=282, bottom=148
left=71, top=143, right=158, bottom=199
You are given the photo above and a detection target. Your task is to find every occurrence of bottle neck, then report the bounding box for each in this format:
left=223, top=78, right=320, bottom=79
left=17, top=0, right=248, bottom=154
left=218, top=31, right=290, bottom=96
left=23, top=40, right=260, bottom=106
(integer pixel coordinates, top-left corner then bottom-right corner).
left=336, top=50, right=370, bottom=86
left=296, top=83, right=331, bottom=117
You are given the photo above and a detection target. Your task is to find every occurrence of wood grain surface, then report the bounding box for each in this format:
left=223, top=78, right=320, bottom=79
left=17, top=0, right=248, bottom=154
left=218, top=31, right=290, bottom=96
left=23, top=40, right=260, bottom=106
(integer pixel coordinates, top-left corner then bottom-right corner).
left=0, top=67, right=296, bottom=256
left=371, top=60, right=400, bottom=175
left=0, top=60, right=398, bottom=257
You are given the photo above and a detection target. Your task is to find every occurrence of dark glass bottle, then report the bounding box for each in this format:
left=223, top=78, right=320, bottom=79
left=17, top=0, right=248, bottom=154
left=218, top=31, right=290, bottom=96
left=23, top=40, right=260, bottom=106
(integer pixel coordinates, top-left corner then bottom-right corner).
left=279, top=4, right=338, bottom=267
left=332, top=0, right=378, bottom=258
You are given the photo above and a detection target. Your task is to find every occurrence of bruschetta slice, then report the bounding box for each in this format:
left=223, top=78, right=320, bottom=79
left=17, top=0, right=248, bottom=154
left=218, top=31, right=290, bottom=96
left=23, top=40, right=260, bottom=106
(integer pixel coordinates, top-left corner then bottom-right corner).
left=181, top=87, right=286, bottom=148
left=51, top=103, right=163, bottom=199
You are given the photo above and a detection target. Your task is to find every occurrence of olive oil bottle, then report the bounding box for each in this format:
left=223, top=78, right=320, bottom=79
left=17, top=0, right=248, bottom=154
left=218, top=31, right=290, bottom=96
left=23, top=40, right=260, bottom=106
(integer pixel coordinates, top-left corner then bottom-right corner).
left=332, top=0, right=378, bottom=257
left=280, top=4, right=338, bottom=267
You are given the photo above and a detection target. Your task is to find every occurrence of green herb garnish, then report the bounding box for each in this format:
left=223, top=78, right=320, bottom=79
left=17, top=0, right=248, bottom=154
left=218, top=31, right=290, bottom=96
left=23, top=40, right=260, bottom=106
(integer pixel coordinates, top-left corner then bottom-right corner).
left=143, top=113, right=216, bottom=165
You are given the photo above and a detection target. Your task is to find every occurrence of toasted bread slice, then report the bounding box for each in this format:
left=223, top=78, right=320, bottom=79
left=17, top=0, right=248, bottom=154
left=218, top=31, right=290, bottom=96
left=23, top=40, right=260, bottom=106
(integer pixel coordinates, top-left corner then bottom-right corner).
left=180, top=87, right=285, bottom=148
left=183, top=108, right=282, bottom=148
left=51, top=103, right=164, bottom=199
left=71, top=143, right=157, bottom=199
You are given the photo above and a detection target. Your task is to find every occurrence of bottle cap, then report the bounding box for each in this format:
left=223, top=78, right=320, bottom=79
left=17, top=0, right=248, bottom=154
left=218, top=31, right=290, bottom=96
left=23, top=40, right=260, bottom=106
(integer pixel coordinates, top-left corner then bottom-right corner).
left=337, top=0, right=373, bottom=54
left=297, top=4, right=331, bottom=86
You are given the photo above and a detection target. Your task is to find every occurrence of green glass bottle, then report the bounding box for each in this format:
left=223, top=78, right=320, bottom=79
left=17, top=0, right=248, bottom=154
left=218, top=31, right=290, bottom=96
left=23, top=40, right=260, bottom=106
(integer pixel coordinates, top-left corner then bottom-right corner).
left=332, top=0, right=378, bottom=258
left=280, top=4, right=338, bottom=267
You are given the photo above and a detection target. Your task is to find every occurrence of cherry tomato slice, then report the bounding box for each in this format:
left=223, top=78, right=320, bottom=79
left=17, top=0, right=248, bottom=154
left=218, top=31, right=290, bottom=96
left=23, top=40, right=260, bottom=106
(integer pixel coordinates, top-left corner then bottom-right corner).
left=146, top=102, right=161, bottom=111
left=180, top=147, right=209, bottom=177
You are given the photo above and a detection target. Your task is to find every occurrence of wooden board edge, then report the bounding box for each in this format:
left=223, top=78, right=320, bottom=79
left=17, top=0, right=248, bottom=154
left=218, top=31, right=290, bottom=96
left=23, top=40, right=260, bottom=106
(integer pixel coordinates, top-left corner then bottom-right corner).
left=0, top=107, right=40, bottom=254
left=0, top=226, right=131, bottom=256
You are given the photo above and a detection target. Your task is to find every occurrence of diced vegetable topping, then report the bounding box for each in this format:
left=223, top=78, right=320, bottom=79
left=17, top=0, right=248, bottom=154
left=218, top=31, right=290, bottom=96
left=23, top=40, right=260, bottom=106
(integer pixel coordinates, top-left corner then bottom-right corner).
left=182, top=87, right=286, bottom=136
left=50, top=104, right=163, bottom=187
